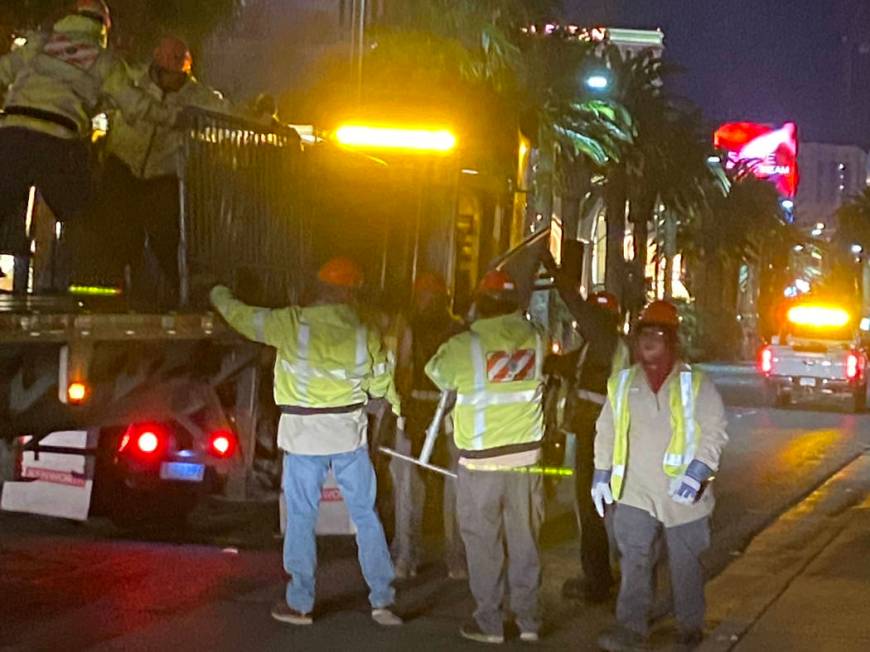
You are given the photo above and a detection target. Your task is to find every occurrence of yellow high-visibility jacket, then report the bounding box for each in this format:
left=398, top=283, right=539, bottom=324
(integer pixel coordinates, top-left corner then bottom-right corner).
left=0, top=16, right=175, bottom=140
left=106, top=65, right=230, bottom=179
left=426, top=312, right=545, bottom=455
left=210, top=286, right=400, bottom=415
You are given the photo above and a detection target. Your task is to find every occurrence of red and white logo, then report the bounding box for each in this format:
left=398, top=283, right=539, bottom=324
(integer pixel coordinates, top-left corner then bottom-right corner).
left=486, top=349, right=536, bottom=383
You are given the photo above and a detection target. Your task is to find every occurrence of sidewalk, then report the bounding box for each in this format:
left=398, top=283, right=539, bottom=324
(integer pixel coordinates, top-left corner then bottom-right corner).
left=701, top=452, right=870, bottom=652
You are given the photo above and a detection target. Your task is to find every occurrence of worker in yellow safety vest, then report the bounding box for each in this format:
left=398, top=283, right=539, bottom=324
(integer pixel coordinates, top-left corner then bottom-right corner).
left=0, top=1, right=177, bottom=239
left=210, top=257, right=403, bottom=628
left=425, top=269, right=546, bottom=645
left=593, top=300, right=729, bottom=652
left=90, top=35, right=232, bottom=307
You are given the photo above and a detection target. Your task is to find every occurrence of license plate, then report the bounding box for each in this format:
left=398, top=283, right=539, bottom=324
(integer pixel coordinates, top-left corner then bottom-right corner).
left=159, top=462, right=205, bottom=482
left=799, top=377, right=817, bottom=387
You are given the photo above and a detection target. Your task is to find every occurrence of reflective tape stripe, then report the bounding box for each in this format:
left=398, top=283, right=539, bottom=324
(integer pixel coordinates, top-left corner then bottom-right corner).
left=680, top=371, right=697, bottom=464
left=294, top=323, right=312, bottom=397
left=281, top=359, right=351, bottom=380
left=612, top=464, right=626, bottom=476
left=470, top=333, right=487, bottom=450
left=535, top=333, right=544, bottom=380
left=576, top=389, right=607, bottom=405
left=663, top=453, right=684, bottom=467
left=355, top=326, right=368, bottom=374
left=411, top=389, right=441, bottom=401
left=456, top=387, right=540, bottom=407
left=373, top=362, right=388, bottom=376
left=252, top=309, right=268, bottom=342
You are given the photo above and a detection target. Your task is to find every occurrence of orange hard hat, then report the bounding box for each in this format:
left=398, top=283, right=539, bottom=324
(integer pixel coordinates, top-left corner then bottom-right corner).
left=588, top=291, right=620, bottom=314
left=638, top=300, right=680, bottom=329
left=317, top=257, right=364, bottom=289
left=76, top=0, right=111, bottom=28
left=476, top=269, right=517, bottom=296
left=414, top=272, right=448, bottom=296
left=153, top=36, right=193, bottom=74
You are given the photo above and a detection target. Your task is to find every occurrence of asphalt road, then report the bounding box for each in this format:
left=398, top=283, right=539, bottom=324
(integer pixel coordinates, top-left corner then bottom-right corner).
left=1, top=363, right=869, bottom=650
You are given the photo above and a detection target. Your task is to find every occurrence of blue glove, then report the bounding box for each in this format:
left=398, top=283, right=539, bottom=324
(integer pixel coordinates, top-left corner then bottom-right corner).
left=670, top=460, right=714, bottom=505
left=590, top=469, right=614, bottom=517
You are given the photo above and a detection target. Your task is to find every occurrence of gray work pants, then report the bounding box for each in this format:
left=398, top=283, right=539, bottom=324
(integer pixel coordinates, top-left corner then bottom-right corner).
left=457, top=465, right=544, bottom=636
left=613, top=504, right=710, bottom=636
left=390, top=428, right=465, bottom=574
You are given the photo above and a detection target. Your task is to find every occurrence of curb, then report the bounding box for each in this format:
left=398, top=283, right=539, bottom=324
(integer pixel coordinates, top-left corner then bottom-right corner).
left=699, top=451, right=870, bottom=651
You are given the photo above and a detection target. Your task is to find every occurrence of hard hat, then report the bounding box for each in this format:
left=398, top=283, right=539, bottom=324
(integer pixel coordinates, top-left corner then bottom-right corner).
left=414, top=272, right=447, bottom=296
left=637, top=300, right=680, bottom=329
left=75, top=0, right=111, bottom=28
left=588, top=291, right=620, bottom=314
left=476, top=269, right=516, bottom=297
left=153, top=36, right=193, bottom=74
left=317, top=257, right=364, bottom=289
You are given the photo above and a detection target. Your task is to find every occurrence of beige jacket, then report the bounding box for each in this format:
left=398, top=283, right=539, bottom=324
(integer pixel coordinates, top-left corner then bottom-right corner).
left=106, top=65, right=229, bottom=179
left=594, top=362, right=729, bottom=527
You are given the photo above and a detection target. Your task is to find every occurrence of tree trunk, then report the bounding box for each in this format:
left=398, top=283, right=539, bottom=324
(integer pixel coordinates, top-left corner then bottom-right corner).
left=604, top=167, right=627, bottom=303
left=626, top=189, right=657, bottom=316
left=560, top=157, right=592, bottom=281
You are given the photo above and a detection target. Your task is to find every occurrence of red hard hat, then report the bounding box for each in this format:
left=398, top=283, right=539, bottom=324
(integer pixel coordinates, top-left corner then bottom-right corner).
left=317, top=257, right=364, bottom=289
left=75, top=0, right=111, bottom=28
left=587, top=291, right=620, bottom=314
left=153, top=36, right=193, bottom=74
left=414, top=272, right=447, bottom=296
left=638, top=300, right=680, bottom=328
left=476, top=269, right=516, bottom=296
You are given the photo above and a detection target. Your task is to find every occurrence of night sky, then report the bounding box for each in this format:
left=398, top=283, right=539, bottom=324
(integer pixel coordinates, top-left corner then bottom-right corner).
left=565, top=0, right=870, bottom=147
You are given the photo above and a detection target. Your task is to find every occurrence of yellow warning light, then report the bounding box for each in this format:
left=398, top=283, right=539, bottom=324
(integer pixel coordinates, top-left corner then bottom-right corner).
left=786, top=305, right=850, bottom=328
left=67, top=381, right=89, bottom=404
left=334, top=125, right=457, bottom=153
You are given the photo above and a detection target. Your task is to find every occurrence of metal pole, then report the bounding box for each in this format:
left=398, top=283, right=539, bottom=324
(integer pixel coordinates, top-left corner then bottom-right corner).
left=356, top=0, right=367, bottom=103
left=419, top=390, right=455, bottom=465
left=177, top=122, right=191, bottom=308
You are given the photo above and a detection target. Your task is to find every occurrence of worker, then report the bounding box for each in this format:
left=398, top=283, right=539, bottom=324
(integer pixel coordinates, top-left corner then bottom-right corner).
left=93, top=35, right=231, bottom=307
left=391, top=272, right=467, bottom=580
left=210, top=257, right=403, bottom=628
left=0, top=1, right=177, bottom=240
left=544, top=253, right=629, bottom=603
left=593, top=300, right=729, bottom=651
left=425, top=269, right=546, bottom=645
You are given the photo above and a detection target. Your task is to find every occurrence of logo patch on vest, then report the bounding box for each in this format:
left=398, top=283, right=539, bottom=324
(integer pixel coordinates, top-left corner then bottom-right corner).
left=486, top=349, right=536, bottom=383
left=43, top=33, right=100, bottom=70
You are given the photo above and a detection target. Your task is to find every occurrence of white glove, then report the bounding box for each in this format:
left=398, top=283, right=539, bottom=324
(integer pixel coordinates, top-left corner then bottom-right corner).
left=590, top=469, right=614, bottom=518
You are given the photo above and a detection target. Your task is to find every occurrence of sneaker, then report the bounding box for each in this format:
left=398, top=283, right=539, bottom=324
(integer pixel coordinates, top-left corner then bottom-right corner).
left=596, top=625, right=650, bottom=651
left=270, top=601, right=313, bottom=626
left=519, top=631, right=540, bottom=643
left=460, top=620, right=504, bottom=645
left=371, top=607, right=403, bottom=626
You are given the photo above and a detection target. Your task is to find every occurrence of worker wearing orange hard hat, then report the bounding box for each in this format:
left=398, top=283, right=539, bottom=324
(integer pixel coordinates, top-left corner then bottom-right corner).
left=92, top=34, right=231, bottom=307
left=390, top=272, right=466, bottom=580
left=593, top=299, right=729, bottom=651
left=210, top=256, right=403, bottom=628
left=425, top=268, right=546, bottom=644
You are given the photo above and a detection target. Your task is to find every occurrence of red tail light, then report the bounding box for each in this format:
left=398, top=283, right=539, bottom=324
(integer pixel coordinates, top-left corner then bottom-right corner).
left=118, top=423, right=167, bottom=457
left=760, top=347, right=773, bottom=375
left=208, top=430, right=237, bottom=458
left=847, top=352, right=862, bottom=381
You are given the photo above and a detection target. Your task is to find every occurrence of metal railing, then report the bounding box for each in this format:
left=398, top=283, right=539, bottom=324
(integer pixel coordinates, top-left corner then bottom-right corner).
left=179, top=108, right=304, bottom=308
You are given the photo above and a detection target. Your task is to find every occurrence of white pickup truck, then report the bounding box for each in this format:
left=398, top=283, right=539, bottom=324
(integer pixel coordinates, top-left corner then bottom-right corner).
left=759, top=304, right=868, bottom=412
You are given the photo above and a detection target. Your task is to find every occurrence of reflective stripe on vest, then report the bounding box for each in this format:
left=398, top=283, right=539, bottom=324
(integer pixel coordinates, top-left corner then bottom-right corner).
left=252, top=308, right=268, bottom=342
left=280, top=323, right=369, bottom=402
left=608, top=366, right=704, bottom=500
left=464, top=331, right=543, bottom=451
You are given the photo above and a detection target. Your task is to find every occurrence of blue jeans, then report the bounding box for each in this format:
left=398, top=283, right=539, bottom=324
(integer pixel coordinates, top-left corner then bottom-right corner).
left=283, top=446, right=395, bottom=613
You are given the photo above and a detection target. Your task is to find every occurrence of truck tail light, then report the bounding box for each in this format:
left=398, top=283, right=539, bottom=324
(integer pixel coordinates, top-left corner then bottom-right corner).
left=847, top=352, right=862, bottom=381
left=118, top=423, right=168, bottom=457
left=760, top=347, right=773, bottom=375
left=208, top=430, right=237, bottom=459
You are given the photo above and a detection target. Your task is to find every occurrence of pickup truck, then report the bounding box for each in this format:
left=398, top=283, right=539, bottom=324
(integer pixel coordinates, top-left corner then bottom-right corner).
left=759, top=304, right=868, bottom=412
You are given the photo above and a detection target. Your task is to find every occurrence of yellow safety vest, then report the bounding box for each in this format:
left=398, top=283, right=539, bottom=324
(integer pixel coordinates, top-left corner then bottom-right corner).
left=608, top=365, right=704, bottom=499
left=210, top=286, right=400, bottom=414
left=426, top=312, right=545, bottom=452
left=612, top=337, right=631, bottom=374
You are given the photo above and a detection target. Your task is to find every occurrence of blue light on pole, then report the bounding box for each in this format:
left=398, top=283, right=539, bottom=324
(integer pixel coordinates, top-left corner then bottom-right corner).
left=585, top=74, right=610, bottom=90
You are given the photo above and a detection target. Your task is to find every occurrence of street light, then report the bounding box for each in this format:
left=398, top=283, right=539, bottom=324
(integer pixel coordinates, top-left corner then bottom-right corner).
left=851, top=243, right=864, bottom=255
left=585, top=73, right=610, bottom=90
left=334, top=125, right=457, bottom=153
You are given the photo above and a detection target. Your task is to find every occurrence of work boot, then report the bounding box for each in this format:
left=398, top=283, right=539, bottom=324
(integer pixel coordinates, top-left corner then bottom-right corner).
left=270, top=601, right=313, bottom=626
left=673, top=629, right=704, bottom=651
left=596, top=625, right=650, bottom=651
left=371, top=607, right=403, bottom=626
left=562, top=576, right=612, bottom=604
left=460, top=620, right=504, bottom=645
